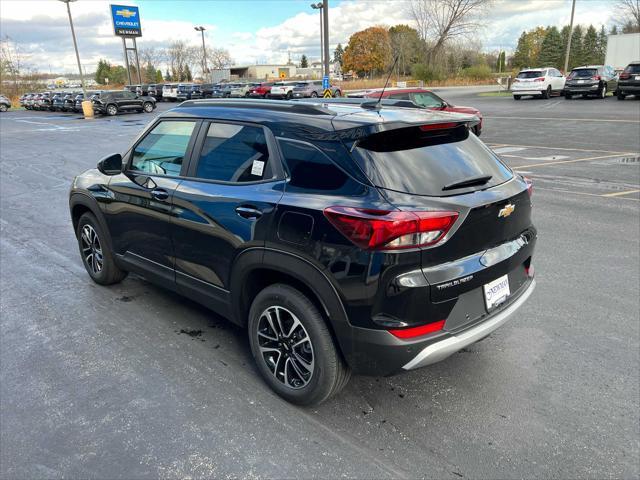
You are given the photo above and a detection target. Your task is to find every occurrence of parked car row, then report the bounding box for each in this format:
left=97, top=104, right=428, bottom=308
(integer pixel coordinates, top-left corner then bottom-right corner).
left=18, top=90, right=157, bottom=116
left=511, top=63, right=639, bottom=100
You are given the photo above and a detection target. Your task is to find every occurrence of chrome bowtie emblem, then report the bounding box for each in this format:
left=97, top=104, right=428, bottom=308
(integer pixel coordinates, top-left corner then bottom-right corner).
left=498, top=203, right=515, bottom=218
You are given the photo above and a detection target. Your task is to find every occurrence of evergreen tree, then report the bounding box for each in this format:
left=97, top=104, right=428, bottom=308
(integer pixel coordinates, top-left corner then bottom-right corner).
left=582, top=25, right=599, bottom=65
left=596, top=26, right=608, bottom=64
left=610, top=25, right=618, bottom=35
left=333, top=43, right=344, bottom=65
left=300, top=54, right=308, bottom=68
left=144, top=63, right=156, bottom=84
left=512, top=32, right=531, bottom=68
left=559, top=25, right=571, bottom=69
left=95, top=59, right=111, bottom=85
left=496, top=51, right=506, bottom=72
left=538, top=26, right=563, bottom=69
left=155, top=69, right=163, bottom=83
left=184, top=65, right=192, bottom=81
left=165, top=69, right=171, bottom=81
left=569, top=25, right=584, bottom=69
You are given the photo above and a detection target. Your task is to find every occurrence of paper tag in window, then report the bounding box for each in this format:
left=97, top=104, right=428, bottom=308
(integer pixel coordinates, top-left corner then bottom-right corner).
left=251, top=160, right=265, bottom=177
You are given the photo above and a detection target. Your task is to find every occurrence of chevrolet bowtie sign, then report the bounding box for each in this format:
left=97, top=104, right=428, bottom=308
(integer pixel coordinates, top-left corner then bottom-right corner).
left=110, top=4, right=142, bottom=37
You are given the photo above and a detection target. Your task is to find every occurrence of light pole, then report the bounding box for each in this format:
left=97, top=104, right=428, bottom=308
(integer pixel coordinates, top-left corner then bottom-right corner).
left=563, top=0, right=576, bottom=73
left=322, top=0, right=329, bottom=78
left=310, top=3, right=323, bottom=69
left=59, top=0, right=92, bottom=116
left=194, top=26, right=208, bottom=79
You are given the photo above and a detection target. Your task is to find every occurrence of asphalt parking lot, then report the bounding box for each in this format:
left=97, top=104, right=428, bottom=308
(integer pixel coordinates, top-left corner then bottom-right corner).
left=1, top=91, right=639, bottom=479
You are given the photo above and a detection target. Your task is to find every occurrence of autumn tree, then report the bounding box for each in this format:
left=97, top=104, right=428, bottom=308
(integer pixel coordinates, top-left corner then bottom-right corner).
left=342, top=26, right=391, bottom=77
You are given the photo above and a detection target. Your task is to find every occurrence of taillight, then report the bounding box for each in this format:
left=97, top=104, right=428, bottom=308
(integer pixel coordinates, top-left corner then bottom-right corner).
left=388, top=320, right=446, bottom=339
left=592, top=75, right=601, bottom=81
left=523, top=176, right=533, bottom=197
left=620, top=72, right=631, bottom=79
left=525, top=264, right=535, bottom=278
left=323, top=207, right=458, bottom=250
left=533, top=77, right=545, bottom=82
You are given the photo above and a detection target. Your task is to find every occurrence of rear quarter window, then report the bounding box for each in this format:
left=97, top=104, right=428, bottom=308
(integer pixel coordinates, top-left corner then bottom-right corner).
left=352, top=126, right=513, bottom=197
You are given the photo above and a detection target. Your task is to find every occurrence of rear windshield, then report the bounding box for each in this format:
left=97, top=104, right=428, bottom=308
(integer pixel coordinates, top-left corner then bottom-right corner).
left=352, top=126, right=513, bottom=196
left=624, top=64, right=640, bottom=74
left=517, top=71, right=543, bottom=78
left=569, top=68, right=597, bottom=78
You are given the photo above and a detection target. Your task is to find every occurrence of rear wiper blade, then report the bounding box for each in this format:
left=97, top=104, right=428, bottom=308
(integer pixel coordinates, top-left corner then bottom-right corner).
left=442, top=175, right=492, bottom=191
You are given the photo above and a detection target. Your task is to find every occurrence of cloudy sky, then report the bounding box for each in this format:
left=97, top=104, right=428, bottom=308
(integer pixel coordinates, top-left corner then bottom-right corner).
left=0, top=0, right=615, bottom=74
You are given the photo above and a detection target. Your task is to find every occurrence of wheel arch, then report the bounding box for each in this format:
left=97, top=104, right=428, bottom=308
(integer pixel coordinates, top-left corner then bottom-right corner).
left=230, top=248, right=353, bottom=357
left=69, top=193, right=111, bottom=245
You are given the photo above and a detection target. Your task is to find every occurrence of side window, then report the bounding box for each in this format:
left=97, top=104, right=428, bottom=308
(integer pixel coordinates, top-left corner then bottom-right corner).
left=130, top=121, right=196, bottom=176
left=278, top=139, right=348, bottom=191
left=411, top=92, right=444, bottom=107
left=388, top=92, right=411, bottom=100
left=194, top=123, right=272, bottom=183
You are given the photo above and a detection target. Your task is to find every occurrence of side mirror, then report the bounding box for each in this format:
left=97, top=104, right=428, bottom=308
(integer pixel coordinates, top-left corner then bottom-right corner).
left=97, top=153, right=123, bottom=175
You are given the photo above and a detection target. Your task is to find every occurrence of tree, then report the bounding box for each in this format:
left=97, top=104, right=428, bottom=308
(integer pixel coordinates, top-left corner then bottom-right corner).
left=94, top=59, right=111, bottom=85
left=538, top=26, right=563, bottom=69
left=615, top=0, right=640, bottom=32
left=0, top=35, right=22, bottom=94
left=610, top=25, right=619, bottom=35
left=569, top=24, right=584, bottom=69
left=184, top=64, right=193, bottom=81
left=596, top=25, right=608, bottom=64
left=155, top=69, right=163, bottom=83
left=495, top=50, right=506, bottom=72
left=582, top=25, right=599, bottom=65
left=164, top=69, right=171, bottom=81
left=300, top=54, right=308, bottom=68
left=206, top=47, right=233, bottom=70
left=342, top=26, right=391, bottom=77
left=408, top=0, right=490, bottom=64
left=512, top=31, right=532, bottom=68
left=388, top=24, right=423, bottom=76
left=333, top=43, right=344, bottom=65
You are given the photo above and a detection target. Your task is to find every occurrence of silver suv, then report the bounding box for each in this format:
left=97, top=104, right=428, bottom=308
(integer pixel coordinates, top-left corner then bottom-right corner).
left=292, top=81, right=342, bottom=98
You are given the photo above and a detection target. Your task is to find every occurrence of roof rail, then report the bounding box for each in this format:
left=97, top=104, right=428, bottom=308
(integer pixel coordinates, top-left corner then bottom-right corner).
left=176, top=98, right=335, bottom=115
left=295, top=97, right=423, bottom=110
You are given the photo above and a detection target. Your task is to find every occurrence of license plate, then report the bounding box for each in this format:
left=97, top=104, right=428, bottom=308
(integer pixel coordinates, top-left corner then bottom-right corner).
left=484, top=274, right=510, bottom=309
left=578, top=80, right=585, bottom=84
left=635, top=76, right=640, bottom=80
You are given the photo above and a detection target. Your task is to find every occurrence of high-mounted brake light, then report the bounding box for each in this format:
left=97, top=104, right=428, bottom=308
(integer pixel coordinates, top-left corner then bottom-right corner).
left=388, top=320, right=446, bottom=339
left=523, top=176, right=533, bottom=197
left=419, top=122, right=459, bottom=131
left=323, top=207, right=458, bottom=250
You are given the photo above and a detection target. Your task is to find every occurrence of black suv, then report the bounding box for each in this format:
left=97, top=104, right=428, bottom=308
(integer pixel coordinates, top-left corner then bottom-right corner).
left=92, top=90, right=156, bottom=116
left=617, top=61, right=640, bottom=100
left=69, top=99, right=537, bottom=405
left=148, top=84, right=164, bottom=101
left=564, top=65, right=618, bottom=99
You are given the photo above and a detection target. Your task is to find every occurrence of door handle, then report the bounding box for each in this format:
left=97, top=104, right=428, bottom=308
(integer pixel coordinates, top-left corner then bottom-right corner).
left=235, top=206, right=263, bottom=219
left=151, top=188, right=169, bottom=201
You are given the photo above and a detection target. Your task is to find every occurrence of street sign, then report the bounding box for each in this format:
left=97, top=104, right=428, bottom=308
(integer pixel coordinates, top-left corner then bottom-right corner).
left=323, top=89, right=332, bottom=98
left=322, top=75, right=330, bottom=89
left=110, top=4, right=142, bottom=37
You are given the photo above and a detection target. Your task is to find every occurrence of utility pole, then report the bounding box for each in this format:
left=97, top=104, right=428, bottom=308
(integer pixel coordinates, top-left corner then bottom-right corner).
left=310, top=3, right=324, bottom=67
left=563, top=0, right=576, bottom=73
left=59, top=0, right=92, bottom=116
left=322, top=0, right=330, bottom=78
left=194, top=26, right=208, bottom=79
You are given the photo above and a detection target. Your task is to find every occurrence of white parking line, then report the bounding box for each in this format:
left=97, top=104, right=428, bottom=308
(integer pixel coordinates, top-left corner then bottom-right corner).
left=486, top=143, right=636, bottom=155
left=485, top=115, right=640, bottom=124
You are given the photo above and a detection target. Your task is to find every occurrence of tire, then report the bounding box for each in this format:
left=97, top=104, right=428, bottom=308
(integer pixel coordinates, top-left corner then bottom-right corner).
left=248, top=284, right=350, bottom=405
left=474, top=125, right=481, bottom=136
left=334, top=90, right=342, bottom=97
left=565, top=93, right=572, bottom=99
left=541, top=86, right=551, bottom=99
left=617, top=91, right=626, bottom=100
left=513, top=95, right=521, bottom=100
left=286, top=91, right=293, bottom=100
left=106, top=104, right=118, bottom=116
left=311, top=91, right=318, bottom=98
left=143, top=102, right=154, bottom=113
left=76, top=212, right=127, bottom=285
left=0, top=104, right=7, bottom=112
left=600, top=84, right=607, bottom=99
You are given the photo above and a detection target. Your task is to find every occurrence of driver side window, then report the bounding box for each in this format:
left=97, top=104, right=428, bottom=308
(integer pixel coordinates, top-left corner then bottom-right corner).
left=410, top=92, right=443, bottom=108
left=131, top=121, right=196, bottom=176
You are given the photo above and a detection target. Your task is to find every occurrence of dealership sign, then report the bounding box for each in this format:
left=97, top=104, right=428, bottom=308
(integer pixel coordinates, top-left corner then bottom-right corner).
left=110, top=4, right=142, bottom=37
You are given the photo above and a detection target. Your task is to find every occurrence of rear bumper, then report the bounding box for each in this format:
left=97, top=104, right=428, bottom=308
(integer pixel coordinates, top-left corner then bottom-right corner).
left=511, top=89, right=544, bottom=96
left=565, top=84, right=600, bottom=93
left=403, top=279, right=535, bottom=369
left=619, top=84, right=640, bottom=93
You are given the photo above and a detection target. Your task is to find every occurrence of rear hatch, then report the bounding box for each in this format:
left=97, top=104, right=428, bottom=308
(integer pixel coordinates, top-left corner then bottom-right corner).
left=620, top=64, right=640, bottom=86
left=349, top=123, right=534, bottom=297
left=514, top=70, right=543, bottom=88
left=566, top=68, right=598, bottom=86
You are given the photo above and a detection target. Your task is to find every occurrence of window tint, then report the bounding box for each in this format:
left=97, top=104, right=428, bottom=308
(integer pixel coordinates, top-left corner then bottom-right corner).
left=131, top=121, right=195, bottom=176
left=388, top=92, right=411, bottom=100
left=352, top=126, right=513, bottom=197
left=195, top=123, right=272, bottom=182
left=625, top=64, right=640, bottom=74
left=124, top=91, right=136, bottom=99
left=569, top=68, right=597, bottom=78
left=279, top=140, right=348, bottom=191
left=517, top=71, right=542, bottom=78
left=410, top=92, right=444, bottom=108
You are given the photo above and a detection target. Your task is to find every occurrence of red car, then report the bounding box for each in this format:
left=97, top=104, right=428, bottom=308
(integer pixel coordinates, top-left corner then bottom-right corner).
left=363, top=88, right=483, bottom=136
left=248, top=82, right=275, bottom=98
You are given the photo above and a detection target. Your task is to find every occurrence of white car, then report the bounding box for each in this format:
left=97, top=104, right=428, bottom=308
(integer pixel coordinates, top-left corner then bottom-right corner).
left=512, top=67, right=566, bottom=99
left=162, top=83, right=179, bottom=102
left=269, top=81, right=297, bottom=99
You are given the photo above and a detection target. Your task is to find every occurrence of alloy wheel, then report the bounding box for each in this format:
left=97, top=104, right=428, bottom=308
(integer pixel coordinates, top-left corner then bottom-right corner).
left=256, top=306, right=314, bottom=389
left=143, top=102, right=153, bottom=113
left=80, top=224, right=103, bottom=275
left=107, top=105, right=117, bottom=115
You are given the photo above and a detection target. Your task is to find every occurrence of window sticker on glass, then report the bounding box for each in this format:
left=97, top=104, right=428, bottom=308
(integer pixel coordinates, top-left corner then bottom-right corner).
left=251, top=160, right=265, bottom=177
